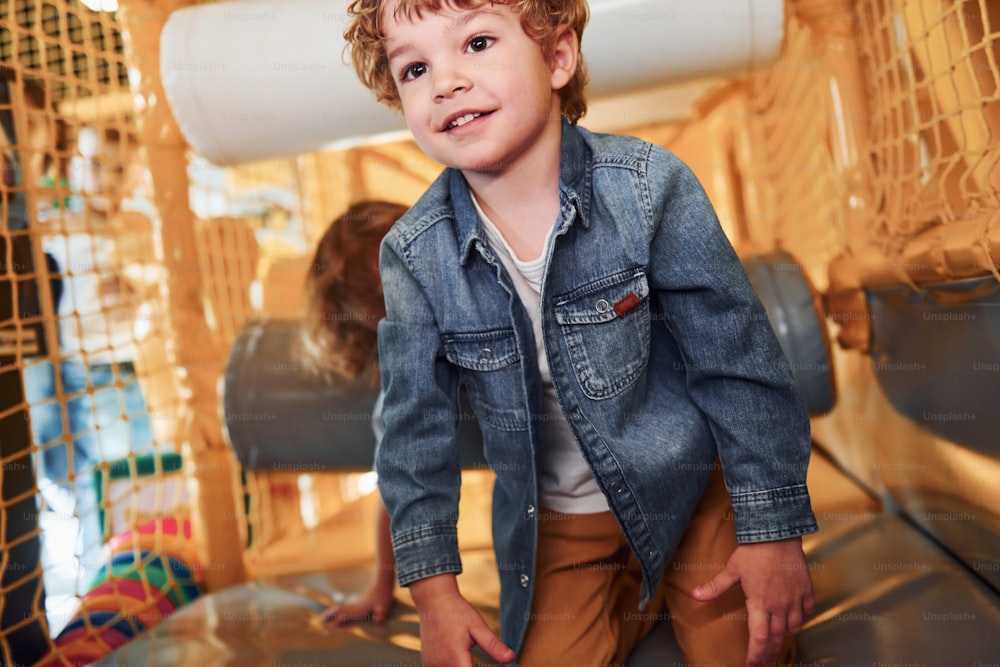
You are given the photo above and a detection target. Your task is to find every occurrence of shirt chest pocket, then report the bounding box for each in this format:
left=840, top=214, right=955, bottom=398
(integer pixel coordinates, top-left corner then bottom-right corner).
left=443, top=329, right=528, bottom=432
left=554, top=269, right=651, bottom=400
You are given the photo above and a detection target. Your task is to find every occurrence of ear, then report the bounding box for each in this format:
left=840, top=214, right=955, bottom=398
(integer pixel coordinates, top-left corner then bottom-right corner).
left=549, top=26, right=579, bottom=92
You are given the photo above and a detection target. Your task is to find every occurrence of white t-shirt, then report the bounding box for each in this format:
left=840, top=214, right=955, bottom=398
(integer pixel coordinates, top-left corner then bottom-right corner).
left=472, top=195, right=608, bottom=514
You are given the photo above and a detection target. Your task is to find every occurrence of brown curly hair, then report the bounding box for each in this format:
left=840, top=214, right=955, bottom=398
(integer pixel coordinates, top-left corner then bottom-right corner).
left=304, top=200, right=408, bottom=382
left=344, top=0, right=590, bottom=123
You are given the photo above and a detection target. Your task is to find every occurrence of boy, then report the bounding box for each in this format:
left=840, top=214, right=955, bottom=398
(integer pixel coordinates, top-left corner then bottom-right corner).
left=343, top=1, right=818, bottom=665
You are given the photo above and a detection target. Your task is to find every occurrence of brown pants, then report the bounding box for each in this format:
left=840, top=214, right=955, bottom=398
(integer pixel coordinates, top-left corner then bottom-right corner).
left=517, top=467, right=796, bottom=666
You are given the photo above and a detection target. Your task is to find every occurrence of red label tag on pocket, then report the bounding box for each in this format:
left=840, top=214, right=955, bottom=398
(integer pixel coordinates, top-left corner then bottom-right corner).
left=613, top=292, right=641, bottom=318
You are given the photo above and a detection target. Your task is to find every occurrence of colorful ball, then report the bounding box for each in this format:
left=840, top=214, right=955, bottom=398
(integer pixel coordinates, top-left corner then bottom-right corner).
left=103, top=518, right=201, bottom=581
left=77, top=581, right=173, bottom=629
left=46, top=518, right=201, bottom=666
left=86, top=579, right=176, bottom=618
left=51, top=625, right=94, bottom=647
left=90, top=550, right=170, bottom=593
left=140, top=517, right=191, bottom=538
left=149, top=553, right=201, bottom=606
left=90, top=550, right=200, bottom=609
left=56, top=610, right=142, bottom=644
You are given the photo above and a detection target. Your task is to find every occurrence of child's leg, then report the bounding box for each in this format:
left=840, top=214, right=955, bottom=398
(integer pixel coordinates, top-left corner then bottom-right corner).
left=660, top=464, right=796, bottom=666
left=516, top=509, right=667, bottom=667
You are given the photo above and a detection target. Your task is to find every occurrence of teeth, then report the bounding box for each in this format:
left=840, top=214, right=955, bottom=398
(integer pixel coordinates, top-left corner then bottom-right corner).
left=449, top=112, right=481, bottom=129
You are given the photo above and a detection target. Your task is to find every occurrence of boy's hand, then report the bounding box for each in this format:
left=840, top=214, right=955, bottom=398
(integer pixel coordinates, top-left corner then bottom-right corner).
left=411, top=574, right=515, bottom=667
left=691, top=537, right=814, bottom=667
left=322, top=575, right=395, bottom=626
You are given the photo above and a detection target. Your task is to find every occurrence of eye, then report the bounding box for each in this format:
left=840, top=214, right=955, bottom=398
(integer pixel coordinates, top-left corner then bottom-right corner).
left=400, top=62, right=428, bottom=81
left=466, top=35, right=494, bottom=53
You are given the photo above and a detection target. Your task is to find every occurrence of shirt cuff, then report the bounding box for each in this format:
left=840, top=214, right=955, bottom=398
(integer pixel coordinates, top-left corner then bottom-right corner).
left=730, top=484, right=819, bottom=543
left=392, top=524, right=463, bottom=587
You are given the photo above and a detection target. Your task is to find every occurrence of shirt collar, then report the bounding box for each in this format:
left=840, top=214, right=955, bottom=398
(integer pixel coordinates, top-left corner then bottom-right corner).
left=453, top=118, right=591, bottom=266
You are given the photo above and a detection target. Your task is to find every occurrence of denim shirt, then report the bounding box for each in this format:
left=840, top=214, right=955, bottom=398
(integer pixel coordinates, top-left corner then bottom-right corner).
left=375, top=120, right=818, bottom=657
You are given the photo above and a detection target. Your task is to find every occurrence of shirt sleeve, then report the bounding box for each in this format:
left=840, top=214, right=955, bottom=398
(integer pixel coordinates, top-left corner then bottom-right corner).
left=375, top=234, right=464, bottom=585
left=644, top=145, right=818, bottom=544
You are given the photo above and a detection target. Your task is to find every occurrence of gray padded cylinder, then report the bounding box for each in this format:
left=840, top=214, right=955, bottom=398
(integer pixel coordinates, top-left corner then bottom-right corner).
left=223, top=319, right=485, bottom=472
left=741, top=251, right=836, bottom=416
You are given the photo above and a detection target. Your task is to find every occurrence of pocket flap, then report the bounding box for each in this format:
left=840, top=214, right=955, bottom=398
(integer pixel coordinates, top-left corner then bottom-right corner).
left=554, top=270, right=649, bottom=326
left=443, top=329, right=520, bottom=371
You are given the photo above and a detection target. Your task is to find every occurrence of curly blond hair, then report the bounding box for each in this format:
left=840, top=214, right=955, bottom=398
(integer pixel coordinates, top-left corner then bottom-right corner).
left=304, top=200, right=408, bottom=383
left=344, top=0, right=590, bottom=123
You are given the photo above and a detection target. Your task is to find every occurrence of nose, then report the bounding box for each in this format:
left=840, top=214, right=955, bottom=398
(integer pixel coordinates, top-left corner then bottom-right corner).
left=432, top=59, right=471, bottom=101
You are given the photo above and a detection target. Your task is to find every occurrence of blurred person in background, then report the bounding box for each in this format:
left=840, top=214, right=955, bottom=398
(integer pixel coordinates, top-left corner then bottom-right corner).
left=61, top=124, right=159, bottom=460
left=302, top=200, right=408, bottom=627
left=3, top=70, right=103, bottom=574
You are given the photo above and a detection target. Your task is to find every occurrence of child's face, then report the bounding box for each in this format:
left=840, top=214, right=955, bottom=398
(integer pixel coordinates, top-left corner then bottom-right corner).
left=381, top=1, right=572, bottom=174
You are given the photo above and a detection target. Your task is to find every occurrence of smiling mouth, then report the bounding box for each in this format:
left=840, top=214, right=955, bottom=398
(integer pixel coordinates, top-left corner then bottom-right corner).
left=445, top=110, right=494, bottom=131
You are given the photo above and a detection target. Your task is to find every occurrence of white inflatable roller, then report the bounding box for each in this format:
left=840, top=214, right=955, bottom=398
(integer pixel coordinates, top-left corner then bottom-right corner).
left=160, top=0, right=783, bottom=165
left=585, top=0, right=784, bottom=98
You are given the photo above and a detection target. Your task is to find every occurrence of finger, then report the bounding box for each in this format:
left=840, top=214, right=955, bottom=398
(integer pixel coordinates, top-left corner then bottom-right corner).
left=325, top=604, right=370, bottom=626
left=425, top=648, right=473, bottom=667
left=469, top=617, right=515, bottom=664
left=373, top=603, right=389, bottom=624
left=692, top=566, right=740, bottom=602
left=785, top=604, right=803, bottom=635
left=802, top=590, right=816, bottom=618
left=744, top=601, right=769, bottom=667
left=325, top=611, right=352, bottom=627
left=450, top=648, right=475, bottom=667
left=761, top=610, right=787, bottom=665
left=321, top=605, right=342, bottom=625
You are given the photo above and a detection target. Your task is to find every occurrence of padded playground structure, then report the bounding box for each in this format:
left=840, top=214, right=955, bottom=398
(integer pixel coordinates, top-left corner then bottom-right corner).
left=1, top=0, right=999, bottom=665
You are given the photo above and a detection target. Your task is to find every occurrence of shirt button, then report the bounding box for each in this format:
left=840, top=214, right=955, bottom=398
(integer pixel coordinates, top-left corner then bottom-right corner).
left=595, top=298, right=610, bottom=313
left=610, top=480, right=624, bottom=494
left=479, top=348, right=493, bottom=362
left=527, top=505, right=535, bottom=517
left=520, top=574, right=530, bottom=587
